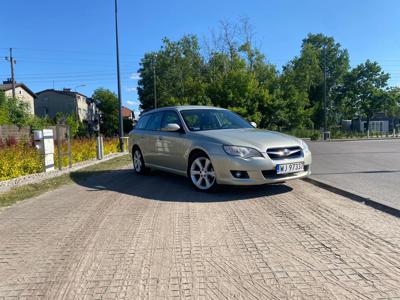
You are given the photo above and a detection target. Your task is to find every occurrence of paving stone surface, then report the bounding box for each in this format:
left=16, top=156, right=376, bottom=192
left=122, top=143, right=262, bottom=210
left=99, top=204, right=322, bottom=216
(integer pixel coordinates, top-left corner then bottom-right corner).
left=0, top=167, right=399, bottom=299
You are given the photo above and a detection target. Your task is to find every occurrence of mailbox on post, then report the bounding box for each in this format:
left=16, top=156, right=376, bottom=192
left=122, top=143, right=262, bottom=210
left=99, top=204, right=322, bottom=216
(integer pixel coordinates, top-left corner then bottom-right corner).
left=33, top=129, right=55, bottom=172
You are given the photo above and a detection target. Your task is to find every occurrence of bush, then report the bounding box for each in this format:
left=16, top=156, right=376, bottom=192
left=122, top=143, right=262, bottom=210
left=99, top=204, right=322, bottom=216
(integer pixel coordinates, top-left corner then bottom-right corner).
left=0, top=139, right=43, bottom=181
left=0, top=137, right=120, bottom=181
left=310, top=132, right=320, bottom=141
left=285, top=128, right=320, bottom=140
left=55, top=137, right=120, bottom=168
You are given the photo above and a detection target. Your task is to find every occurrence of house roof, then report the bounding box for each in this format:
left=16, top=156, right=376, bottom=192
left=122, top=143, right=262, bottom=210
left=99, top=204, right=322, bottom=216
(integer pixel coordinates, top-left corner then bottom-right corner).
left=0, top=83, right=37, bottom=98
left=36, top=89, right=87, bottom=98
left=122, top=106, right=134, bottom=118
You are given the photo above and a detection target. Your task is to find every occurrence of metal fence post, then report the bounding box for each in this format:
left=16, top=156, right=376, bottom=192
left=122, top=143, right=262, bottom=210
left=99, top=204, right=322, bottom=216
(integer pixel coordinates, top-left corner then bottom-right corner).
left=56, top=125, right=62, bottom=171
left=67, top=125, right=72, bottom=168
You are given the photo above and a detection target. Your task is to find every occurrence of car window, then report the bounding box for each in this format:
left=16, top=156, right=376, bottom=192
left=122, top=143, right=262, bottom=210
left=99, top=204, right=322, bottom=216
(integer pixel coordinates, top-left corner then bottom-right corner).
left=181, top=109, right=252, bottom=131
left=135, top=114, right=151, bottom=130
left=161, top=111, right=182, bottom=129
left=145, top=112, right=163, bottom=131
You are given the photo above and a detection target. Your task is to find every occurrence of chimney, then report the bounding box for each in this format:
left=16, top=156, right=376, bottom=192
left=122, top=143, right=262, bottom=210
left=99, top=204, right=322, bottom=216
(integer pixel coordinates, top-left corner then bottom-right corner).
left=63, top=88, right=72, bottom=92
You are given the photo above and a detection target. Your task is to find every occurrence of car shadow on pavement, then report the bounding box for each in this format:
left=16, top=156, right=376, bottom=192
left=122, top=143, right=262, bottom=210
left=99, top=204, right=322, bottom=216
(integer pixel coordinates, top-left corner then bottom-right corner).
left=71, top=168, right=293, bottom=203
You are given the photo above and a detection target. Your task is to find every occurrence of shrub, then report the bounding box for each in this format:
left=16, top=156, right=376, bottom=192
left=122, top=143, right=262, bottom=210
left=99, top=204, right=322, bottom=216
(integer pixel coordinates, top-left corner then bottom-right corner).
left=6, top=136, right=17, bottom=146
left=285, top=128, right=320, bottom=140
left=0, top=137, right=120, bottom=181
left=310, top=132, right=320, bottom=141
left=54, top=137, right=120, bottom=168
left=0, top=140, right=43, bottom=181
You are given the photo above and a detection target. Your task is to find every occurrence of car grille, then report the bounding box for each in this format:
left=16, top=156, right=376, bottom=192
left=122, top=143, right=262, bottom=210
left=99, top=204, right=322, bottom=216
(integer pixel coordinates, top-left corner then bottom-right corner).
left=266, top=146, right=303, bottom=160
left=262, top=165, right=309, bottom=179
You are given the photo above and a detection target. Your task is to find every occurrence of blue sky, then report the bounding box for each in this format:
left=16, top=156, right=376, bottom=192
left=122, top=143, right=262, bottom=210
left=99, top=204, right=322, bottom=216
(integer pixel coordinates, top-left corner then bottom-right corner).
left=1, top=0, right=400, bottom=113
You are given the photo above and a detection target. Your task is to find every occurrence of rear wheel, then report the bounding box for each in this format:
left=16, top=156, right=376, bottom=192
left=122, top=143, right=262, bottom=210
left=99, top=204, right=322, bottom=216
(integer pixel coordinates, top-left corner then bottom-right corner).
left=132, top=147, right=146, bottom=175
left=188, top=153, right=217, bottom=192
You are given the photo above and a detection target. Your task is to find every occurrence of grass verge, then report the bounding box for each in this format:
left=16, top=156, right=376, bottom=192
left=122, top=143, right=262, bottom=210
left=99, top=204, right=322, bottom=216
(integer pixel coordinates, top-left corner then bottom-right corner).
left=0, top=154, right=131, bottom=208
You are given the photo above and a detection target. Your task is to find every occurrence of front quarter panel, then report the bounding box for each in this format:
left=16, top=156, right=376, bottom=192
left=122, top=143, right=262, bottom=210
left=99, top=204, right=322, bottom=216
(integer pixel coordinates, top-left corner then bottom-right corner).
left=183, top=133, right=226, bottom=173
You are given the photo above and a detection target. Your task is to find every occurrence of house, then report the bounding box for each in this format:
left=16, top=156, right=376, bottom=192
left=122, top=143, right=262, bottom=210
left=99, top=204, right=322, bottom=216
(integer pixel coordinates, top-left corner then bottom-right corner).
left=122, top=106, right=135, bottom=120
left=0, top=80, right=36, bottom=114
left=35, top=88, right=92, bottom=122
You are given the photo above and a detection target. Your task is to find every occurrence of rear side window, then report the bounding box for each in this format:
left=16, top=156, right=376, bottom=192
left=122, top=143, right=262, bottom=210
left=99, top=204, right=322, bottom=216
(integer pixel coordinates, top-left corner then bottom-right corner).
left=135, top=114, right=151, bottom=130
left=145, top=112, right=163, bottom=131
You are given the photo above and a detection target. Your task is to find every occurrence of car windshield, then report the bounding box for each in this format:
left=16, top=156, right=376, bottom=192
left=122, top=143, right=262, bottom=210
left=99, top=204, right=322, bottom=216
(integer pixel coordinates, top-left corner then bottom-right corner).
left=180, top=109, right=253, bottom=131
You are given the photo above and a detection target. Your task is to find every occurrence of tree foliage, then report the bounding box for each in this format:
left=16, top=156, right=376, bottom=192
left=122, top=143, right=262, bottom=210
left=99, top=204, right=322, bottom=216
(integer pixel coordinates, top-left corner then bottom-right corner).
left=92, top=88, right=119, bottom=136
left=136, top=20, right=396, bottom=131
left=339, top=60, right=390, bottom=130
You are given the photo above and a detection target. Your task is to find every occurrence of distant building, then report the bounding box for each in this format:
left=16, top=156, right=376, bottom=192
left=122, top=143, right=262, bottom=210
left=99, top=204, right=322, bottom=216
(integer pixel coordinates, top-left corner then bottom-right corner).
left=343, top=113, right=399, bottom=134
left=35, top=88, right=93, bottom=122
left=122, top=106, right=135, bottom=120
left=0, top=80, right=36, bottom=114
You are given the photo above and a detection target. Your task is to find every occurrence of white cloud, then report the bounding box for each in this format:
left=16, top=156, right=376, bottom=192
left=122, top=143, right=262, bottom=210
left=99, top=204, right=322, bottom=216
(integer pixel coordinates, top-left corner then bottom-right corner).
left=129, top=72, right=141, bottom=80
left=126, top=100, right=140, bottom=106
left=126, top=87, right=137, bottom=93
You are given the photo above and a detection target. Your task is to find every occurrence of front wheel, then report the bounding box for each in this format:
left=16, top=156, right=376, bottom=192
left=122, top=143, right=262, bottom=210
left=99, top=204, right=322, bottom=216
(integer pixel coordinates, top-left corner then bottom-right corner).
left=132, top=148, right=146, bottom=175
left=188, top=154, right=217, bottom=192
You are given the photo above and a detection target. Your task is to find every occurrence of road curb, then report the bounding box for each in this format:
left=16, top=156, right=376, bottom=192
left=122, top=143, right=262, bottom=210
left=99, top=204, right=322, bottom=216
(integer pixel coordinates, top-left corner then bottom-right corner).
left=312, top=137, right=400, bottom=142
left=303, top=177, right=400, bottom=218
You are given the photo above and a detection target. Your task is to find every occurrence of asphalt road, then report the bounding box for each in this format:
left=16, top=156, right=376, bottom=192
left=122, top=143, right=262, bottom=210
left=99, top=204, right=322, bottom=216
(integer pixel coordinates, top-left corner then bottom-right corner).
left=309, top=139, right=400, bottom=210
left=0, top=166, right=399, bottom=299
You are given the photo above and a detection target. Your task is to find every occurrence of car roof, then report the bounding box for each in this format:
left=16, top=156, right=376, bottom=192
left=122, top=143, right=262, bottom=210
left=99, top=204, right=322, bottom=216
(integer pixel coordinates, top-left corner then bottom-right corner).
left=140, top=105, right=226, bottom=116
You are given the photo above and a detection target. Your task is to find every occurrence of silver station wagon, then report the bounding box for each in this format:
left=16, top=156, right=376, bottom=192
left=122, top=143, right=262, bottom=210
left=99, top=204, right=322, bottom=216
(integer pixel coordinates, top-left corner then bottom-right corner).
left=129, top=106, right=312, bottom=191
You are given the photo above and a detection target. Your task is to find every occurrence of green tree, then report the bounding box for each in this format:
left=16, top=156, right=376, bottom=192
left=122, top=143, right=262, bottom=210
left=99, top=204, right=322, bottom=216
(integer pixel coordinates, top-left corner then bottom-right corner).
left=340, top=60, right=390, bottom=131
left=0, top=91, right=9, bottom=124
left=6, top=97, right=30, bottom=127
left=137, top=35, right=209, bottom=111
left=284, top=33, right=350, bottom=129
left=385, top=87, right=400, bottom=118
left=92, top=88, right=119, bottom=136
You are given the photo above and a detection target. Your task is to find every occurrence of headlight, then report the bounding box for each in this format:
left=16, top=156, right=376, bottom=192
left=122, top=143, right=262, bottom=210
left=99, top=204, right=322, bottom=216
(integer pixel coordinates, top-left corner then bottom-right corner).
left=223, top=145, right=262, bottom=159
left=300, top=140, right=309, bottom=151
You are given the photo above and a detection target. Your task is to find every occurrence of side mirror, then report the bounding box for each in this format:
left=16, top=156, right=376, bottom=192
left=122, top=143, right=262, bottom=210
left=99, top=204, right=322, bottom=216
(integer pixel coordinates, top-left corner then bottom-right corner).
left=250, top=122, right=257, bottom=128
left=161, top=123, right=181, bottom=132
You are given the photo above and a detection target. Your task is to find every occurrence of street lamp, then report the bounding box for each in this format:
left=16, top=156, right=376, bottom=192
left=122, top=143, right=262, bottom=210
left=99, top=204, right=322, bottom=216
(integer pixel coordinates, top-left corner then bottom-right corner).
left=115, top=0, right=124, bottom=152
left=153, top=54, right=157, bottom=109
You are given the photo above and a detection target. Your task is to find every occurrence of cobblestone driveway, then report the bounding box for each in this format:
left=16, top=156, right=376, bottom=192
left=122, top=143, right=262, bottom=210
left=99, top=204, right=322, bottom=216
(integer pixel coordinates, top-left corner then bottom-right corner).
left=0, top=167, right=399, bottom=299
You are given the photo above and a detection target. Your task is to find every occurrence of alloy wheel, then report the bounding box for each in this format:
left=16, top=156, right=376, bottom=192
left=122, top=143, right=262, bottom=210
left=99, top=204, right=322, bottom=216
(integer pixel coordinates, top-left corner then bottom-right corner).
left=190, top=157, right=216, bottom=190
left=133, top=150, right=143, bottom=173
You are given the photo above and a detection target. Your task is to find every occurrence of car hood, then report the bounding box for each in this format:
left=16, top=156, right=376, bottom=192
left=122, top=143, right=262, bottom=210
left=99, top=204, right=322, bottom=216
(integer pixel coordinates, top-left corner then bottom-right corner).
left=193, top=128, right=301, bottom=151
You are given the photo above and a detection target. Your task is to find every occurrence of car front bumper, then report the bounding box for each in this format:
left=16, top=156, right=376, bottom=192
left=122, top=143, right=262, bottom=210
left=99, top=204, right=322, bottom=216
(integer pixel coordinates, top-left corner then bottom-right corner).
left=211, top=150, right=312, bottom=186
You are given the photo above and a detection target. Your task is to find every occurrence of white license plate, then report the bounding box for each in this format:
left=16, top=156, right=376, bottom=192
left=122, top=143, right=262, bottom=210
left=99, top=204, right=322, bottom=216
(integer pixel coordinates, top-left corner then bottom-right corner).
left=276, top=162, right=304, bottom=174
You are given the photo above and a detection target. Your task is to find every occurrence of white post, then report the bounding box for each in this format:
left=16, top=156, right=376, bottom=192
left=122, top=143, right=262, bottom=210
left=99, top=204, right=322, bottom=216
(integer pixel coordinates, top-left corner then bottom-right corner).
left=34, top=129, right=55, bottom=172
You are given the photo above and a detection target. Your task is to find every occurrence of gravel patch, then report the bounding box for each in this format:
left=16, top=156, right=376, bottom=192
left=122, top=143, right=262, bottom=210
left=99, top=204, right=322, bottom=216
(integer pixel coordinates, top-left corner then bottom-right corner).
left=0, top=152, right=128, bottom=193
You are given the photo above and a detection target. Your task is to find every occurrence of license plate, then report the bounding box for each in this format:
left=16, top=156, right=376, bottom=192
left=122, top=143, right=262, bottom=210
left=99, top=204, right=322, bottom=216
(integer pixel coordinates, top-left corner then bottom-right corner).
left=276, top=162, right=304, bottom=174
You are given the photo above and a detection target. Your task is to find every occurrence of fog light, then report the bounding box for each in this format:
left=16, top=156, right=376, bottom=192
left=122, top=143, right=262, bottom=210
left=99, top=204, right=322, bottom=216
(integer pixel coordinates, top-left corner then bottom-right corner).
left=231, top=171, right=249, bottom=179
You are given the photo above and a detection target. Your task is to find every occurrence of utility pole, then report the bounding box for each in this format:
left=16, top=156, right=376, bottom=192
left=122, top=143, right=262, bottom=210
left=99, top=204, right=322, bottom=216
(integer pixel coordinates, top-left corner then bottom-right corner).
left=323, top=46, right=328, bottom=140
left=114, top=0, right=124, bottom=152
left=5, top=48, right=16, bottom=98
left=153, top=54, right=157, bottom=109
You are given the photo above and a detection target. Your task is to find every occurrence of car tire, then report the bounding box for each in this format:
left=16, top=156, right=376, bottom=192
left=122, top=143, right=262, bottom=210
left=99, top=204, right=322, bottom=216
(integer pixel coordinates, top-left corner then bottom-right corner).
left=132, top=147, right=147, bottom=175
left=188, top=152, right=218, bottom=192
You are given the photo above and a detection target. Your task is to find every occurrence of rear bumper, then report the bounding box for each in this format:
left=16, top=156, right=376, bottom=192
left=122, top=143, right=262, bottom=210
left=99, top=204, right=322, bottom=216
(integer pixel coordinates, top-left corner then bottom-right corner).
left=211, top=150, right=312, bottom=186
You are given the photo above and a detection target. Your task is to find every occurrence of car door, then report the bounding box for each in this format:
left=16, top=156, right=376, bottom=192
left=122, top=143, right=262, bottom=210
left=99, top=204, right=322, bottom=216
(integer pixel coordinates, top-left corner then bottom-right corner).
left=141, top=112, right=163, bottom=165
left=155, top=110, right=189, bottom=172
